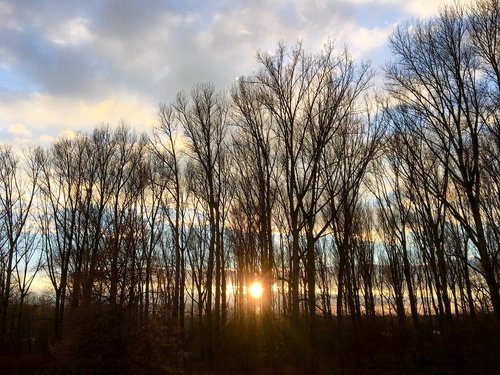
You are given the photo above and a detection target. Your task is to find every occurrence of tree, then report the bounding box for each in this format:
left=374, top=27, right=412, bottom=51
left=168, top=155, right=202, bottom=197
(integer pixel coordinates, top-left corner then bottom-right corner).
left=0, top=146, right=39, bottom=344
left=231, top=78, right=277, bottom=320
left=369, top=153, right=418, bottom=326
left=386, top=2, right=500, bottom=316
left=152, top=103, right=193, bottom=331
left=37, top=136, right=87, bottom=336
left=175, top=83, right=229, bottom=360
left=254, top=42, right=374, bottom=330
left=326, top=108, right=384, bottom=321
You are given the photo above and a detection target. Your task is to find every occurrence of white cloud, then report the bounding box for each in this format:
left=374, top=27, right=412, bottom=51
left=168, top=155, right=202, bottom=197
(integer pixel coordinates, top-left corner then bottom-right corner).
left=48, top=17, right=94, bottom=46
left=8, top=122, right=32, bottom=138
left=0, top=92, right=157, bottom=146
left=404, top=0, right=474, bottom=18
left=347, top=24, right=396, bottom=56
left=57, top=129, right=78, bottom=139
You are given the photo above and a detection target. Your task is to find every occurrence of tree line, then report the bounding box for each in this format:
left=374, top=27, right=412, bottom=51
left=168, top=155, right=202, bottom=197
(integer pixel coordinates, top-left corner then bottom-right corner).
left=0, top=0, right=498, bottom=372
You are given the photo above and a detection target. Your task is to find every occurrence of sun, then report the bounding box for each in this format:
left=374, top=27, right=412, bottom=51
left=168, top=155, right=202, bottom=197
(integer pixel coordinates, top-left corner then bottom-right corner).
left=248, top=281, right=263, bottom=299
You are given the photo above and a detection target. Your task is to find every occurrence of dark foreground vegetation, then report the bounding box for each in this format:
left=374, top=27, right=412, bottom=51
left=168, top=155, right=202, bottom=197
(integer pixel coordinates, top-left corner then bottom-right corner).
left=0, top=308, right=499, bottom=374
left=1, top=0, right=499, bottom=373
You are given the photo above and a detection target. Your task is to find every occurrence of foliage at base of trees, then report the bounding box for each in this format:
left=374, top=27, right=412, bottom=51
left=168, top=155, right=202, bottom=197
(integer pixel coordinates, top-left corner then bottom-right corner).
left=50, top=306, right=184, bottom=375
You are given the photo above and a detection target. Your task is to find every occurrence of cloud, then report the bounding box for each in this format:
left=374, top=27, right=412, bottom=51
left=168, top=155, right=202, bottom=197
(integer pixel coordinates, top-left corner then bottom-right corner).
left=0, top=0, right=472, bottom=148
left=404, top=0, right=475, bottom=18
left=0, top=92, right=157, bottom=145
left=57, top=129, right=78, bottom=140
left=346, top=24, right=396, bottom=56
left=48, top=17, right=94, bottom=46
left=8, top=122, right=32, bottom=138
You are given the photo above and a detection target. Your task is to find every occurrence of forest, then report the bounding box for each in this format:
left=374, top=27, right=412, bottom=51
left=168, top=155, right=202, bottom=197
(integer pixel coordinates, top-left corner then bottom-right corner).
left=0, top=0, right=499, bottom=373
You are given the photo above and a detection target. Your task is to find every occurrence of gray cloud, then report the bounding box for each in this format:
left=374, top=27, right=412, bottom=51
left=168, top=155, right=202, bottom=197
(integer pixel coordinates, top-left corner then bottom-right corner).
left=0, top=0, right=463, bottom=146
left=0, top=0, right=407, bottom=98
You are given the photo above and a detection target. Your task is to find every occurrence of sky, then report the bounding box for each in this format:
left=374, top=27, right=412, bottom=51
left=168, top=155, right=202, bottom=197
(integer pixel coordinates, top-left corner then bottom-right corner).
left=0, top=0, right=471, bottom=147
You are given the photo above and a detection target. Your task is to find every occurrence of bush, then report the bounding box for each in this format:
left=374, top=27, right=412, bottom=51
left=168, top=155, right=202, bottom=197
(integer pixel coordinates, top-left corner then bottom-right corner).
left=51, top=306, right=183, bottom=375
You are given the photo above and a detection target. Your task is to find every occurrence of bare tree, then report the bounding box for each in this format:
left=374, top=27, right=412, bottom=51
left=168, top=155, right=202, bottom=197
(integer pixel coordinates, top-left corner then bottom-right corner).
left=37, top=135, right=88, bottom=336
left=231, top=78, right=277, bottom=320
left=326, top=110, right=384, bottom=322
left=175, top=83, right=229, bottom=360
left=255, top=43, right=374, bottom=331
left=0, top=146, right=39, bottom=343
left=386, top=2, right=500, bottom=316
left=369, top=153, right=419, bottom=327
left=152, top=103, right=193, bottom=332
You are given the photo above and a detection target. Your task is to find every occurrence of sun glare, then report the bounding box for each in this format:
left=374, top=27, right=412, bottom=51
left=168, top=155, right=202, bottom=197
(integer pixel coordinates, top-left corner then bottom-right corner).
left=248, top=281, right=263, bottom=299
